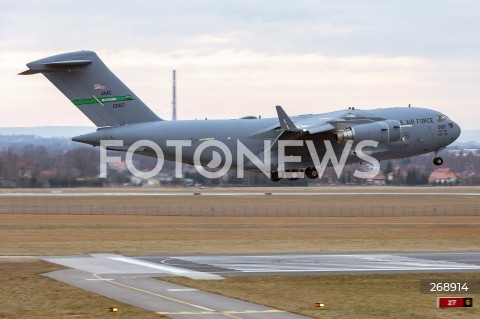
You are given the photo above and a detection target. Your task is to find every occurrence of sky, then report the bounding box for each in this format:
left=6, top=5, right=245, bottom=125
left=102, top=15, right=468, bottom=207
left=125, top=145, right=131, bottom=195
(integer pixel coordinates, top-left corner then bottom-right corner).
left=1, top=0, right=479, bottom=129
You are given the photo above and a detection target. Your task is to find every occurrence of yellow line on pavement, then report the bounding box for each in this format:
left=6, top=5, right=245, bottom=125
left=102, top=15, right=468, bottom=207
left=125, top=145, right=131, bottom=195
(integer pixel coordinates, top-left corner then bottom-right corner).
left=92, top=273, right=214, bottom=312
left=92, top=273, right=285, bottom=318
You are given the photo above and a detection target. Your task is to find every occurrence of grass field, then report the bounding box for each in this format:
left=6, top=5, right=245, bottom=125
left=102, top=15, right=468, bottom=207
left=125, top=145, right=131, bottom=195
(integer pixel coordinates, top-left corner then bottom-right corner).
left=0, top=186, right=479, bottom=319
left=0, top=259, right=165, bottom=319
left=1, top=186, right=479, bottom=217
left=1, top=186, right=479, bottom=255
left=163, top=273, right=480, bottom=319
left=1, top=215, right=480, bottom=255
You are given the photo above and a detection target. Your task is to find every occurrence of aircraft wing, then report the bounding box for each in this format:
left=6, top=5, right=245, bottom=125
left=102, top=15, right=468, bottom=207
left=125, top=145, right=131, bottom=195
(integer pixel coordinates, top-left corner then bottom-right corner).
left=276, top=105, right=336, bottom=135
left=249, top=107, right=336, bottom=140
left=300, top=122, right=336, bottom=135
left=249, top=106, right=338, bottom=153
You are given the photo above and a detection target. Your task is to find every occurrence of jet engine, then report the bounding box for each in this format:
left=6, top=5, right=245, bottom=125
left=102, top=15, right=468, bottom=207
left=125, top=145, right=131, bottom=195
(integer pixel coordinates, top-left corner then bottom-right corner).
left=336, top=120, right=402, bottom=143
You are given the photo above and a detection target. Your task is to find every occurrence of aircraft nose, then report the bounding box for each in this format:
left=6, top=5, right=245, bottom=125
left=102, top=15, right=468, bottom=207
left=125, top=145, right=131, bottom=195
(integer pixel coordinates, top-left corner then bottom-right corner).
left=450, top=120, right=461, bottom=142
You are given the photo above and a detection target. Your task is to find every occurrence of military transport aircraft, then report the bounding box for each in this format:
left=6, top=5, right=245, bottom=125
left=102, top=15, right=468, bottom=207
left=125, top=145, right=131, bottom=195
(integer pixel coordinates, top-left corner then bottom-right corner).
left=20, top=51, right=461, bottom=181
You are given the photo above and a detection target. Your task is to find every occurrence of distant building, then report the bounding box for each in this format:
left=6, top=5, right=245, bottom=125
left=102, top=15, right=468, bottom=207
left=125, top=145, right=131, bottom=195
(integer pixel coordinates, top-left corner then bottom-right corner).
left=428, top=168, right=458, bottom=185
left=448, top=149, right=461, bottom=157
left=463, top=149, right=479, bottom=156
left=365, top=173, right=386, bottom=185
left=108, top=162, right=128, bottom=172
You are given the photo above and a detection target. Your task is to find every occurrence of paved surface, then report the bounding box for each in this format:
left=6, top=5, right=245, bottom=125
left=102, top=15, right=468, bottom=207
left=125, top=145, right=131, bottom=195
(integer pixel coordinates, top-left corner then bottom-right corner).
left=1, top=191, right=479, bottom=197
left=44, top=269, right=305, bottom=319
left=41, top=252, right=480, bottom=318
left=43, top=253, right=222, bottom=279
left=141, top=252, right=480, bottom=275
left=42, top=254, right=309, bottom=319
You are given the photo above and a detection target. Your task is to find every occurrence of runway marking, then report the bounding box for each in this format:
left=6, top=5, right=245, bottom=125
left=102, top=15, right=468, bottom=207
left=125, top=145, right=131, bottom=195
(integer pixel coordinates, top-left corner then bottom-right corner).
left=85, top=278, right=113, bottom=281
left=110, top=256, right=192, bottom=274
left=167, top=288, right=198, bottom=292
left=177, top=253, right=480, bottom=276
left=110, top=256, right=223, bottom=280
left=156, top=310, right=285, bottom=315
left=239, top=267, right=480, bottom=273
left=160, top=258, right=173, bottom=265
left=1, top=191, right=478, bottom=197
left=157, top=312, right=245, bottom=319
left=92, top=273, right=215, bottom=312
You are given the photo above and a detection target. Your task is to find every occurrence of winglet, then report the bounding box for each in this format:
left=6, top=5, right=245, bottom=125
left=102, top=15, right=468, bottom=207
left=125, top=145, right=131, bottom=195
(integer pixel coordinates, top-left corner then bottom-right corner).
left=276, top=105, right=301, bottom=132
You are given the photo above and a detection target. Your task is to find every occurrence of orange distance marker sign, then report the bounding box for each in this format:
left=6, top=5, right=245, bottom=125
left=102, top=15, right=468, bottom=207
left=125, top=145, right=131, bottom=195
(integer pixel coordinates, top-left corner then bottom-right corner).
left=437, top=297, right=473, bottom=308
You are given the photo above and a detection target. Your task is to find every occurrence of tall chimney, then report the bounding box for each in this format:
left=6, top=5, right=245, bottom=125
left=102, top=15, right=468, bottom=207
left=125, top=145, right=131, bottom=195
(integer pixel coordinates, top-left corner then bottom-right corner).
left=172, top=70, right=177, bottom=121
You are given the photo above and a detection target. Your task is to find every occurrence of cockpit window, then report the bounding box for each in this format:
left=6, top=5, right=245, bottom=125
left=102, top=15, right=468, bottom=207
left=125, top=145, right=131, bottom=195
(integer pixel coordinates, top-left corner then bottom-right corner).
left=437, top=115, right=447, bottom=122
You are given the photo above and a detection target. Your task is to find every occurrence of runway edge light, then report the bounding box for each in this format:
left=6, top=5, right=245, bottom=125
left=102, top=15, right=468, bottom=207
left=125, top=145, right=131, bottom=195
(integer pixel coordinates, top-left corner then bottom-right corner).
left=109, top=307, right=119, bottom=312
left=315, top=303, right=325, bottom=308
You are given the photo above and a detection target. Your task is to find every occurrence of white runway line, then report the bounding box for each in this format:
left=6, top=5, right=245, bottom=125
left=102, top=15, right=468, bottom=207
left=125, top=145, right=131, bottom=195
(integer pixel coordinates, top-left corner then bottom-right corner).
left=240, top=267, right=480, bottom=273
left=178, top=253, right=480, bottom=274
left=85, top=278, right=114, bottom=281
left=109, top=256, right=224, bottom=280
left=110, top=256, right=194, bottom=274
left=0, top=192, right=478, bottom=197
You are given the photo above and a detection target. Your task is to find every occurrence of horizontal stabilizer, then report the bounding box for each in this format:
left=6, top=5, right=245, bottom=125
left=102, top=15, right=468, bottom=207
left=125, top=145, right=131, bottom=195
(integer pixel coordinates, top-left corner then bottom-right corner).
left=19, top=59, right=93, bottom=75
left=44, top=60, right=93, bottom=66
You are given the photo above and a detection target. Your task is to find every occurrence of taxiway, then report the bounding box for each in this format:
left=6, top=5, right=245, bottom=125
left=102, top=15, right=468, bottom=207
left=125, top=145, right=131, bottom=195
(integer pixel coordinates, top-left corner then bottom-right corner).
left=37, top=252, right=480, bottom=318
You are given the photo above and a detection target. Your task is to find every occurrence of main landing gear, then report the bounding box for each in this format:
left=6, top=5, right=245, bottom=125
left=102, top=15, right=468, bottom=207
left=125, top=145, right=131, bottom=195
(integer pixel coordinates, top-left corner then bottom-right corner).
left=270, top=171, right=281, bottom=182
left=305, top=167, right=319, bottom=179
left=269, top=167, right=319, bottom=182
left=269, top=170, right=301, bottom=182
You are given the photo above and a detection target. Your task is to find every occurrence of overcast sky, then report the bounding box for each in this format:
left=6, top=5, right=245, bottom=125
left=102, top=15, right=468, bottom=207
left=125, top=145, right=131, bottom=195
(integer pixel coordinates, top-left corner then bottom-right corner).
left=1, top=0, right=479, bottom=129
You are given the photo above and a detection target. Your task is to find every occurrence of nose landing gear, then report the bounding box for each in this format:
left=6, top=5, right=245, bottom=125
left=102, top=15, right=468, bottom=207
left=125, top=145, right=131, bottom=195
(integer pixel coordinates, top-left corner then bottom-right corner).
left=433, top=157, right=444, bottom=166
left=433, top=151, right=444, bottom=166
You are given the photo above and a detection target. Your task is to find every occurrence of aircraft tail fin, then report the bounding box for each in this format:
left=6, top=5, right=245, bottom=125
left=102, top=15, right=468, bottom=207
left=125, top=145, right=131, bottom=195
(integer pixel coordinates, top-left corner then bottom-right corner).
left=20, top=50, right=162, bottom=127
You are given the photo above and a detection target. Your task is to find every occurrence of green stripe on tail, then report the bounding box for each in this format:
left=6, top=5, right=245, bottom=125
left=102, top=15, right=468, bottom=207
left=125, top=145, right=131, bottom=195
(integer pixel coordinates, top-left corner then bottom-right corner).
left=72, top=95, right=134, bottom=105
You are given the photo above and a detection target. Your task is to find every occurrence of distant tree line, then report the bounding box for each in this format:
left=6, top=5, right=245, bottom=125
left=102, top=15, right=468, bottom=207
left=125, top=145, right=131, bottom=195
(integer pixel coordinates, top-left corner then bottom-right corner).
left=0, top=135, right=479, bottom=187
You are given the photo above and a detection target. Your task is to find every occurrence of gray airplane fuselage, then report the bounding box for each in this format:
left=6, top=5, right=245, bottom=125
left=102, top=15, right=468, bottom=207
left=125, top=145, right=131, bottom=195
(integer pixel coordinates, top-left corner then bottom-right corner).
left=74, top=106, right=461, bottom=171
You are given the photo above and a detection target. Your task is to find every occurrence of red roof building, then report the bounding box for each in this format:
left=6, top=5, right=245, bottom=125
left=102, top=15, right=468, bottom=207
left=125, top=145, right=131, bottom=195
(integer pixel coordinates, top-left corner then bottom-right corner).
left=428, top=168, right=458, bottom=185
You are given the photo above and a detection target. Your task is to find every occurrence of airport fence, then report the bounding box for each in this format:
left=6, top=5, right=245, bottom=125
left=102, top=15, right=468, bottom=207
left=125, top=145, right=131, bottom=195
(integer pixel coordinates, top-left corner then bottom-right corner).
left=0, top=203, right=479, bottom=217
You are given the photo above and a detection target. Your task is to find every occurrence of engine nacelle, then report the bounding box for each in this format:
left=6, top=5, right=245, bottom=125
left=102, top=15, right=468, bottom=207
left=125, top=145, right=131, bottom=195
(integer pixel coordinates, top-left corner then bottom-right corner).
left=336, top=120, right=402, bottom=143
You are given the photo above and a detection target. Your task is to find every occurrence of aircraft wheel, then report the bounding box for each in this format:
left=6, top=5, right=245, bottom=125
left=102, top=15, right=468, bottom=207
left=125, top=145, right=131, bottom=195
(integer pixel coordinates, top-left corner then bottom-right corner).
left=287, top=170, right=300, bottom=181
left=305, top=167, right=319, bottom=179
left=270, top=171, right=281, bottom=182
left=433, top=157, right=444, bottom=166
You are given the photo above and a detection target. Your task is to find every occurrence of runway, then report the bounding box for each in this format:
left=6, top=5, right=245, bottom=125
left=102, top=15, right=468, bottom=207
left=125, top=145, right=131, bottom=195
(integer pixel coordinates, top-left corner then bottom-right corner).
left=1, top=191, right=479, bottom=197
left=40, top=252, right=480, bottom=318
left=147, top=252, right=480, bottom=275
